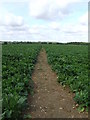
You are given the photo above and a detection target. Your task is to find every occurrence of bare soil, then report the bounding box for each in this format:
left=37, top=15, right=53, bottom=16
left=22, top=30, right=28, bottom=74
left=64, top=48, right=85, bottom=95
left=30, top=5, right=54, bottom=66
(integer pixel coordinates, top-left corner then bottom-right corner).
left=25, top=49, right=88, bottom=118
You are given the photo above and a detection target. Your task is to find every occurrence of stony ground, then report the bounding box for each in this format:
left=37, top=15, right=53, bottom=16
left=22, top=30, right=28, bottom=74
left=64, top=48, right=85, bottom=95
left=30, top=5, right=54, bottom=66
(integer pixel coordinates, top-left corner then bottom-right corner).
left=25, top=49, right=88, bottom=118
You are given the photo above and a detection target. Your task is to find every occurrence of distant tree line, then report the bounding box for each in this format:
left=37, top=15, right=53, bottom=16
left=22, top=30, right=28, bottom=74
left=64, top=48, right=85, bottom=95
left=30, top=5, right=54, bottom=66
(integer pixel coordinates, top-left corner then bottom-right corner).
left=2, top=41, right=89, bottom=45
left=66, top=42, right=89, bottom=45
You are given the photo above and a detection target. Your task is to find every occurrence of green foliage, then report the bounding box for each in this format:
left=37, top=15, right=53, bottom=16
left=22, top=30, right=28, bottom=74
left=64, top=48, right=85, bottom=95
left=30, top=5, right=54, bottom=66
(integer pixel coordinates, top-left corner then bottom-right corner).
left=2, top=44, right=41, bottom=120
left=24, top=114, right=32, bottom=119
left=44, top=44, right=89, bottom=111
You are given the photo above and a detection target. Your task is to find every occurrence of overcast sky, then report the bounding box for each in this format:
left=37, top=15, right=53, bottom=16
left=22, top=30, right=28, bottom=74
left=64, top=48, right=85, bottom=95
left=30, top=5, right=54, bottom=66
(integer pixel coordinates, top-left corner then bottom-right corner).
left=0, top=0, right=89, bottom=43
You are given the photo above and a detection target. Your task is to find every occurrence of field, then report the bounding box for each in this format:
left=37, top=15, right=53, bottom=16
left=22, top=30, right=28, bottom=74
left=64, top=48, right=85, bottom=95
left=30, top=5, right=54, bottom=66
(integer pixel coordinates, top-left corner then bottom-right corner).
left=2, top=43, right=88, bottom=119
left=2, top=44, right=41, bottom=119
left=44, top=44, right=88, bottom=111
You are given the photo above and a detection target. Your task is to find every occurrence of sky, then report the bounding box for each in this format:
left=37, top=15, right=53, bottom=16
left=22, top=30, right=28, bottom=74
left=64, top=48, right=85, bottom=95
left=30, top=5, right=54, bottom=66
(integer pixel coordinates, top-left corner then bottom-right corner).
left=0, top=0, right=89, bottom=43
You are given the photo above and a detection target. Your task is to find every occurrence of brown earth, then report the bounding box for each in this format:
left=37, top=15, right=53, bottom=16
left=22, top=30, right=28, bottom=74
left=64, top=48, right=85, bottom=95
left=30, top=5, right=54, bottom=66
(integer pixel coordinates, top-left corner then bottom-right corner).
left=25, top=49, right=88, bottom=118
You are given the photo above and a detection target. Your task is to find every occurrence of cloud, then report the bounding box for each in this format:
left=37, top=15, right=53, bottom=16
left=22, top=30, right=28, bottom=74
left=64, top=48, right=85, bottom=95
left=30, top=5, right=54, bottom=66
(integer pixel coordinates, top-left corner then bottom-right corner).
left=0, top=0, right=29, bottom=3
left=63, top=24, right=87, bottom=34
left=0, top=6, right=31, bottom=40
left=0, top=5, right=24, bottom=26
left=0, top=18, right=88, bottom=42
left=24, top=20, right=87, bottom=43
left=0, top=9, right=30, bottom=40
left=28, top=17, right=88, bottom=42
left=0, top=0, right=88, bottom=42
left=79, top=12, right=88, bottom=25
left=29, top=0, right=81, bottom=20
left=3, top=13, right=24, bottom=26
left=49, top=22, right=61, bottom=30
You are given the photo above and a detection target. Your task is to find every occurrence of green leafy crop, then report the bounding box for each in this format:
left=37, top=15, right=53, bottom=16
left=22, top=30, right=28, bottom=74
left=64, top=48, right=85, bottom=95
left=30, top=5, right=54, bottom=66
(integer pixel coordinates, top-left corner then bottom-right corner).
left=2, top=43, right=41, bottom=120
left=44, top=44, right=89, bottom=112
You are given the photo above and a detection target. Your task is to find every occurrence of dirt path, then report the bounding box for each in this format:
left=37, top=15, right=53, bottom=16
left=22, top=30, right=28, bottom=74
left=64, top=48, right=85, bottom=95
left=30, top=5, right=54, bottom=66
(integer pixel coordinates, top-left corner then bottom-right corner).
left=25, top=49, right=88, bottom=118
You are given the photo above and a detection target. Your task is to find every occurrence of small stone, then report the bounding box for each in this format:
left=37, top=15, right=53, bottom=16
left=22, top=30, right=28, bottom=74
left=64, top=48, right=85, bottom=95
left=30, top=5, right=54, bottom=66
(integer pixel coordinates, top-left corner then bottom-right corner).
left=40, top=107, right=42, bottom=109
left=41, top=109, right=43, bottom=112
left=37, top=90, right=39, bottom=92
left=76, top=104, right=79, bottom=107
left=72, top=115, right=74, bottom=118
left=59, top=107, right=63, bottom=110
left=73, top=106, right=75, bottom=109
left=44, top=106, right=47, bottom=109
left=45, top=112, right=46, bottom=114
left=42, top=109, right=44, bottom=112
left=38, top=97, right=40, bottom=100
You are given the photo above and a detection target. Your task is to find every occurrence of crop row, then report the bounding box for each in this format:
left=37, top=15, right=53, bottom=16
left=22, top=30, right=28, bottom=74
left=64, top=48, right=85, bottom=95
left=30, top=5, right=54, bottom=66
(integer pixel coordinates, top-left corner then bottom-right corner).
left=2, top=44, right=41, bottom=120
left=44, top=44, right=89, bottom=112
